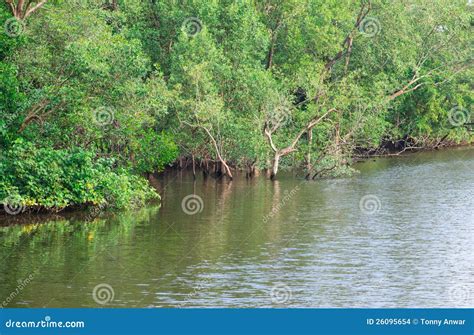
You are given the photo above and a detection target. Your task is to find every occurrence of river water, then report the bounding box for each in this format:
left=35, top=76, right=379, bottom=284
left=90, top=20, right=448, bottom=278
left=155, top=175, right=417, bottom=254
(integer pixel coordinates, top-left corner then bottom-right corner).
left=1, top=148, right=473, bottom=308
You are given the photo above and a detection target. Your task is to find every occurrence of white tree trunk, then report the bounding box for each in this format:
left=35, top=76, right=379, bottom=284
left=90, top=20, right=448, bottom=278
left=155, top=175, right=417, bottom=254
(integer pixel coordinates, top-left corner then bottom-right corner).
left=270, top=154, right=280, bottom=180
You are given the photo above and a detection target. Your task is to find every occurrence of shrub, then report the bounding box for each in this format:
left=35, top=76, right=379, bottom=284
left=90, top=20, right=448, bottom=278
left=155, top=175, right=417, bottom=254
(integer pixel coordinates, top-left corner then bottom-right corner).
left=0, top=139, right=158, bottom=212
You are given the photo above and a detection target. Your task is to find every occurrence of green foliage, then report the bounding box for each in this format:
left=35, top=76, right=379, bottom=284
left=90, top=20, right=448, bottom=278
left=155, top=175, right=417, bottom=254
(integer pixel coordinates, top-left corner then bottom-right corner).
left=0, top=1, right=178, bottom=211
left=1, top=139, right=158, bottom=210
left=0, top=0, right=473, bottom=212
left=131, top=130, right=178, bottom=174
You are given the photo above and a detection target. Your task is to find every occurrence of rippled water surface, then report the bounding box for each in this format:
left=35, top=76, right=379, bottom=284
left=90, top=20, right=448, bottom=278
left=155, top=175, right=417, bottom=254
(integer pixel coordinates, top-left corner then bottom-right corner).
left=1, top=148, right=473, bottom=307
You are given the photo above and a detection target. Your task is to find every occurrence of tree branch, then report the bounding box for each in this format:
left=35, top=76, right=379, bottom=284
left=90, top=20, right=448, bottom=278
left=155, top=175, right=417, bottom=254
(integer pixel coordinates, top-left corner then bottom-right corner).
left=263, top=122, right=278, bottom=153
left=324, top=1, right=371, bottom=72
left=23, top=0, right=47, bottom=19
left=181, top=120, right=233, bottom=179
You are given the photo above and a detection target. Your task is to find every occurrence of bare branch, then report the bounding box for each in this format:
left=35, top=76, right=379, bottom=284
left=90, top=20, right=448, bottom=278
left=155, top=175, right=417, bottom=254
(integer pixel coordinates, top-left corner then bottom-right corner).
left=263, top=123, right=278, bottom=153
left=181, top=120, right=233, bottom=179
left=324, top=1, right=371, bottom=72
left=23, top=0, right=47, bottom=19
left=5, top=0, right=16, bottom=16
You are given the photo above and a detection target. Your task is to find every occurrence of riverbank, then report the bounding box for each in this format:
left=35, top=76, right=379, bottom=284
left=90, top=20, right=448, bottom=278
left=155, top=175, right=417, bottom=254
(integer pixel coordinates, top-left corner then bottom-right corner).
left=165, top=140, right=474, bottom=179
left=2, top=141, right=472, bottom=218
left=353, top=138, right=473, bottom=159
left=2, top=145, right=473, bottom=225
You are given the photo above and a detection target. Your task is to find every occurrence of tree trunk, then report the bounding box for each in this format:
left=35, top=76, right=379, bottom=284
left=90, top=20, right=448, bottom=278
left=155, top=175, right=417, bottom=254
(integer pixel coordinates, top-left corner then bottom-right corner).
left=263, top=109, right=336, bottom=180
left=305, top=129, right=313, bottom=179
left=8, top=0, right=48, bottom=19
left=270, top=154, right=280, bottom=180
left=202, top=158, right=209, bottom=178
left=335, top=122, right=341, bottom=156
left=266, top=38, right=275, bottom=70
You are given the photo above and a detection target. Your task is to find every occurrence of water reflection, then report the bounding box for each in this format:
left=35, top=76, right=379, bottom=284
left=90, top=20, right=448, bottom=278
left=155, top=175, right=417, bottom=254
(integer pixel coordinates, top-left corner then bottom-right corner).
left=0, top=148, right=473, bottom=307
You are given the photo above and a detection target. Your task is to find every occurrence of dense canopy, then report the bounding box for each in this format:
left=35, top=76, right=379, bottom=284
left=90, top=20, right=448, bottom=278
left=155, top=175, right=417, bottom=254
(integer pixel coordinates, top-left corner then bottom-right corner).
left=0, top=0, right=472, bottom=211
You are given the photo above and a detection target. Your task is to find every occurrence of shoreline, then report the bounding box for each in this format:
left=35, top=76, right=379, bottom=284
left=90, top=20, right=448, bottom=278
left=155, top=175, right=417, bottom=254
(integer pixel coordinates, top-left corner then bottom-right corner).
left=2, top=142, right=473, bottom=221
